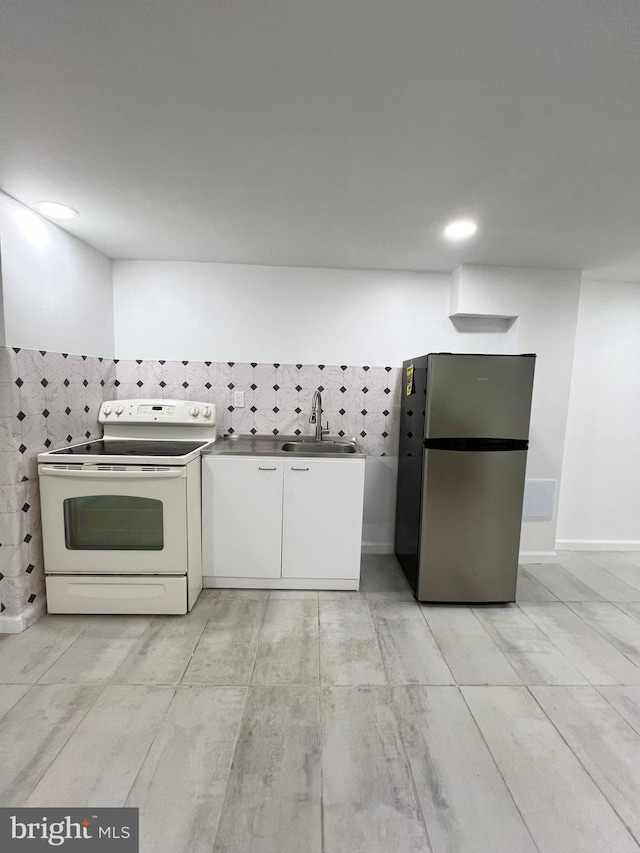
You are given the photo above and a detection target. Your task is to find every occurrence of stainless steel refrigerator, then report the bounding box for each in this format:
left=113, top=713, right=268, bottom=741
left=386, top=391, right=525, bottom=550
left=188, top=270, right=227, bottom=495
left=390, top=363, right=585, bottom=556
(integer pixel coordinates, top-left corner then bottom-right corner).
left=394, top=353, right=536, bottom=602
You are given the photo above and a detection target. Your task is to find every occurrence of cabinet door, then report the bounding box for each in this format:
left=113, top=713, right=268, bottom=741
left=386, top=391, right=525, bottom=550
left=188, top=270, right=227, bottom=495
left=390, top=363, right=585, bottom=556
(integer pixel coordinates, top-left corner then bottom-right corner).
left=282, top=460, right=365, bottom=579
left=203, top=457, right=283, bottom=578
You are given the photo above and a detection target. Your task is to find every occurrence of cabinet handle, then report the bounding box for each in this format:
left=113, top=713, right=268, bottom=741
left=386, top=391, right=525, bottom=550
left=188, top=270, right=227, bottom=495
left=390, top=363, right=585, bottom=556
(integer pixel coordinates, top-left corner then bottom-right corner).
left=258, top=466, right=277, bottom=471
left=291, top=467, right=309, bottom=471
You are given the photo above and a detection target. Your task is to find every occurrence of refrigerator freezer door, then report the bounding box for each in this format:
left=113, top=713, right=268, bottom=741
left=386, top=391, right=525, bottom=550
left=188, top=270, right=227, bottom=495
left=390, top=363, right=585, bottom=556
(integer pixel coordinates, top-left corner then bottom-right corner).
left=417, top=448, right=528, bottom=602
left=426, top=354, right=535, bottom=440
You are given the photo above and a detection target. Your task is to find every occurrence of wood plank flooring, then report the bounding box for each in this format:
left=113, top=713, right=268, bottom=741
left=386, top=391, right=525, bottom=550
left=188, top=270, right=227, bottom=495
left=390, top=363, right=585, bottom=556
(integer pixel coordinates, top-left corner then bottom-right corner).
left=2, top=550, right=640, bottom=851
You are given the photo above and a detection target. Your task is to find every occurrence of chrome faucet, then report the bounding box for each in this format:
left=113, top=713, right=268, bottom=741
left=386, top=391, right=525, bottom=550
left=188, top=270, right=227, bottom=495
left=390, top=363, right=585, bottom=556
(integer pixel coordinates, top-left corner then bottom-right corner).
left=309, top=389, right=329, bottom=441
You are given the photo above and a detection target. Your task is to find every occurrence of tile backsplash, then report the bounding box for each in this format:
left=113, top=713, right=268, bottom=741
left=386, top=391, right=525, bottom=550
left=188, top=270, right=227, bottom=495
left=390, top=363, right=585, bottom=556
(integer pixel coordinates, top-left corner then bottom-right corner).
left=115, top=360, right=401, bottom=457
left=1, top=348, right=401, bottom=629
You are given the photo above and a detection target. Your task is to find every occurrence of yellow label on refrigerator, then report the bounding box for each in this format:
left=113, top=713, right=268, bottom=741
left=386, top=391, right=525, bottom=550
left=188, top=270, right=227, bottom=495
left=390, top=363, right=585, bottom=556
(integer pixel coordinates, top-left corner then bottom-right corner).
left=406, top=364, right=414, bottom=396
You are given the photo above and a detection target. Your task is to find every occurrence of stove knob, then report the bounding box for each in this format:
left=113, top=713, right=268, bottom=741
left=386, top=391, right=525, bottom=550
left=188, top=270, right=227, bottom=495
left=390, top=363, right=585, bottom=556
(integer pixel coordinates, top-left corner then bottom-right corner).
left=103, top=406, right=112, bottom=416
left=115, top=405, right=124, bottom=416
left=189, top=406, right=200, bottom=417
left=202, top=406, right=212, bottom=418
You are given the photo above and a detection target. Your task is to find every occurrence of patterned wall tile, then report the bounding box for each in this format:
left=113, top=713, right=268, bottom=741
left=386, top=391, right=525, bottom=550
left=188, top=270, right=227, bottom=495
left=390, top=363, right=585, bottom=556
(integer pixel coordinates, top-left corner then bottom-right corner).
left=0, top=450, right=23, bottom=485
left=69, top=411, right=87, bottom=440
left=210, top=363, right=231, bottom=387
left=229, top=405, right=253, bottom=435
left=22, top=413, right=47, bottom=447
left=22, top=567, right=46, bottom=628
left=297, top=365, right=322, bottom=388
left=276, top=387, right=299, bottom=422
left=115, top=358, right=405, bottom=455
left=66, top=374, right=90, bottom=406
left=0, top=415, right=21, bottom=446
left=140, top=360, right=162, bottom=387
left=1, top=542, right=24, bottom=577
left=278, top=364, right=301, bottom=388
left=230, top=362, right=253, bottom=388
left=0, top=483, right=27, bottom=514
left=185, top=361, right=208, bottom=387
left=340, top=366, right=364, bottom=390
left=24, top=481, right=41, bottom=525
left=44, top=381, right=68, bottom=413
left=42, top=351, right=68, bottom=385
left=14, top=348, right=44, bottom=380
left=343, top=411, right=364, bottom=441
left=252, top=386, right=276, bottom=411
left=274, top=408, right=299, bottom=435
left=0, top=381, right=21, bottom=419
left=0, top=347, right=117, bottom=628
left=252, top=409, right=276, bottom=435
left=1, top=576, right=29, bottom=616
left=363, top=411, right=386, bottom=437
left=315, top=365, right=343, bottom=390
left=162, top=361, right=186, bottom=386
left=22, top=446, right=46, bottom=481
left=61, top=354, right=89, bottom=384
left=115, top=383, right=139, bottom=400
left=216, top=405, right=231, bottom=435
left=45, top=412, right=71, bottom=445
left=345, top=389, right=368, bottom=414
left=253, top=364, right=276, bottom=387
left=164, top=383, right=190, bottom=401
left=116, top=359, right=140, bottom=385
left=0, top=508, right=28, bottom=546
left=0, top=542, right=26, bottom=578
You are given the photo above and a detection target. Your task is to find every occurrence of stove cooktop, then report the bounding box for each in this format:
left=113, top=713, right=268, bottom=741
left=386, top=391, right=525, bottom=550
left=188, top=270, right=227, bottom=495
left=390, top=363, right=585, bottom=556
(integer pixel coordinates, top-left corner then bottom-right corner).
left=49, top=439, right=209, bottom=458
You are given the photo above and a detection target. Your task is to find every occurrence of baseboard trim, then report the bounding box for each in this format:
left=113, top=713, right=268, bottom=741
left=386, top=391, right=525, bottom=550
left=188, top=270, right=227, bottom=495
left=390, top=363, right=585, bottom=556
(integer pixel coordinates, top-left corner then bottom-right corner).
left=518, top=551, right=558, bottom=564
left=555, top=539, right=640, bottom=552
left=203, top=576, right=359, bottom=590
left=363, top=545, right=561, bottom=562
left=0, top=614, right=26, bottom=634
left=361, top=542, right=394, bottom=555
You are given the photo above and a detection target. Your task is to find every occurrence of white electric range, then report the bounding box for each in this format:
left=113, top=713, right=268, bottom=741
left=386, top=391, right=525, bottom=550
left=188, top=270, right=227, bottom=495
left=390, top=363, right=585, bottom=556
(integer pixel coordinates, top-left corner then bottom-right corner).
left=38, top=399, right=217, bottom=614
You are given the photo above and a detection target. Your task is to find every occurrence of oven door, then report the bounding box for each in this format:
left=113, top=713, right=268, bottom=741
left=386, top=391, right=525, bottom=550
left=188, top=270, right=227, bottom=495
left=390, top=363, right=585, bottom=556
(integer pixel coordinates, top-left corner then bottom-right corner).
left=39, top=465, right=188, bottom=575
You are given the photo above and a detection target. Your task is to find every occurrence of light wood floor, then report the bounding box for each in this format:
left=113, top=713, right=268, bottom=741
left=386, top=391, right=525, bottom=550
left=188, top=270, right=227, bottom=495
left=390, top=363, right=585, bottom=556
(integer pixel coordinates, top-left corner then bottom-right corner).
left=2, top=551, right=640, bottom=852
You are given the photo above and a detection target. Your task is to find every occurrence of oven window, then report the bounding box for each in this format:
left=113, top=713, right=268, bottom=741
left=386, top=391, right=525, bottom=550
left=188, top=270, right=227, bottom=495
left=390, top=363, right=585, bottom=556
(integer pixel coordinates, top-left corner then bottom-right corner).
left=63, top=496, right=164, bottom=550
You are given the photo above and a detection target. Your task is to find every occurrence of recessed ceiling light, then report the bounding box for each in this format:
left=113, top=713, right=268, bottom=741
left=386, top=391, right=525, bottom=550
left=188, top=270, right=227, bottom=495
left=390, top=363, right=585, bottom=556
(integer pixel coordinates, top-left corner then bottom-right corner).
left=36, top=201, right=78, bottom=220
left=443, top=219, right=478, bottom=241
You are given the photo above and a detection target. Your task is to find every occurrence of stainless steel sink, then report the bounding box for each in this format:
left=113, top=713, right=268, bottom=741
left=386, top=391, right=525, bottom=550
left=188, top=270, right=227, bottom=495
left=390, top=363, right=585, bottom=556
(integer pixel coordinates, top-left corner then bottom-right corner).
left=281, top=441, right=357, bottom=454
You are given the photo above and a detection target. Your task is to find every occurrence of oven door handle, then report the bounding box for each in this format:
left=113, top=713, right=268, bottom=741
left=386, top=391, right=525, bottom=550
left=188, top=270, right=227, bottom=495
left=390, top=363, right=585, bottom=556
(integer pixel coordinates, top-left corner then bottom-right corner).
left=38, top=466, right=186, bottom=479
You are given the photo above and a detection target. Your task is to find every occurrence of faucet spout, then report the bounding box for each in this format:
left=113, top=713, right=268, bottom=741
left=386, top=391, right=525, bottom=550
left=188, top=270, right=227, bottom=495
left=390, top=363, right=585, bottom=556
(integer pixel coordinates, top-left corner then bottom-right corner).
left=309, top=389, right=327, bottom=441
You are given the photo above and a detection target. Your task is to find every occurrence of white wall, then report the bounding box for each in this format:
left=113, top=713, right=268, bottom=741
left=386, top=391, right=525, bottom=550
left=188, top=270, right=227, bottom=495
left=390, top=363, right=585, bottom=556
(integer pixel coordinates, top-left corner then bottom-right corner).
left=114, top=260, right=520, bottom=555
left=114, top=260, right=581, bottom=556
left=113, top=260, right=517, bottom=364
left=0, top=192, right=114, bottom=357
left=453, top=266, right=582, bottom=557
left=557, top=280, right=640, bottom=548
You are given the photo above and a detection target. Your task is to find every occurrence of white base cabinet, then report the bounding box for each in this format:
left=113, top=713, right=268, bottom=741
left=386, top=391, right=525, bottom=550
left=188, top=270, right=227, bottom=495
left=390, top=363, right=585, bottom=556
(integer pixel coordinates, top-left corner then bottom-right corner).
left=202, top=457, right=284, bottom=579
left=282, top=460, right=365, bottom=580
left=202, top=456, right=365, bottom=587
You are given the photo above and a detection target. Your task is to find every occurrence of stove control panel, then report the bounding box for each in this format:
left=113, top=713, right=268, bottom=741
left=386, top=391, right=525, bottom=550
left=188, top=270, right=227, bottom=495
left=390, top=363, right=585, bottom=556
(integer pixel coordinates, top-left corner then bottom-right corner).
left=138, top=404, right=176, bottom=417
left=99, top=399, right=217, bottom=426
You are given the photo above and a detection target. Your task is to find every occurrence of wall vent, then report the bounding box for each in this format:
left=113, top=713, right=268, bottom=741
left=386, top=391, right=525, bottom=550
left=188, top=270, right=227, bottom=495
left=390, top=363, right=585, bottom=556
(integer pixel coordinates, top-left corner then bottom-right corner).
left=523, top=480, right=556, bottom=521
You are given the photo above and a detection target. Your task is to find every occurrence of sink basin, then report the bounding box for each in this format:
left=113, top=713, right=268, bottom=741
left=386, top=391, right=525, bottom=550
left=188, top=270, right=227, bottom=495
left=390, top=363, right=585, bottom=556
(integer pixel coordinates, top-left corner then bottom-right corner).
left=281, top=441, right=357, bottom=454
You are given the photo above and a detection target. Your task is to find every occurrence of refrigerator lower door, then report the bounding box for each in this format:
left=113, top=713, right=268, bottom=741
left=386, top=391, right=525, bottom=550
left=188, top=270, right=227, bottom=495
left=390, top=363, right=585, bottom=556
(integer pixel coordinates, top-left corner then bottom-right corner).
left=417, top=449, right=527, bottom=602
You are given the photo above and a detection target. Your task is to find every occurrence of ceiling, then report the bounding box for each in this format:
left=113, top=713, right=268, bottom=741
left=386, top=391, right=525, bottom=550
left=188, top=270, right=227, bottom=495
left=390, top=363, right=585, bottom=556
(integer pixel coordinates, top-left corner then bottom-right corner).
left=1, top=0, right=639, bottom=278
